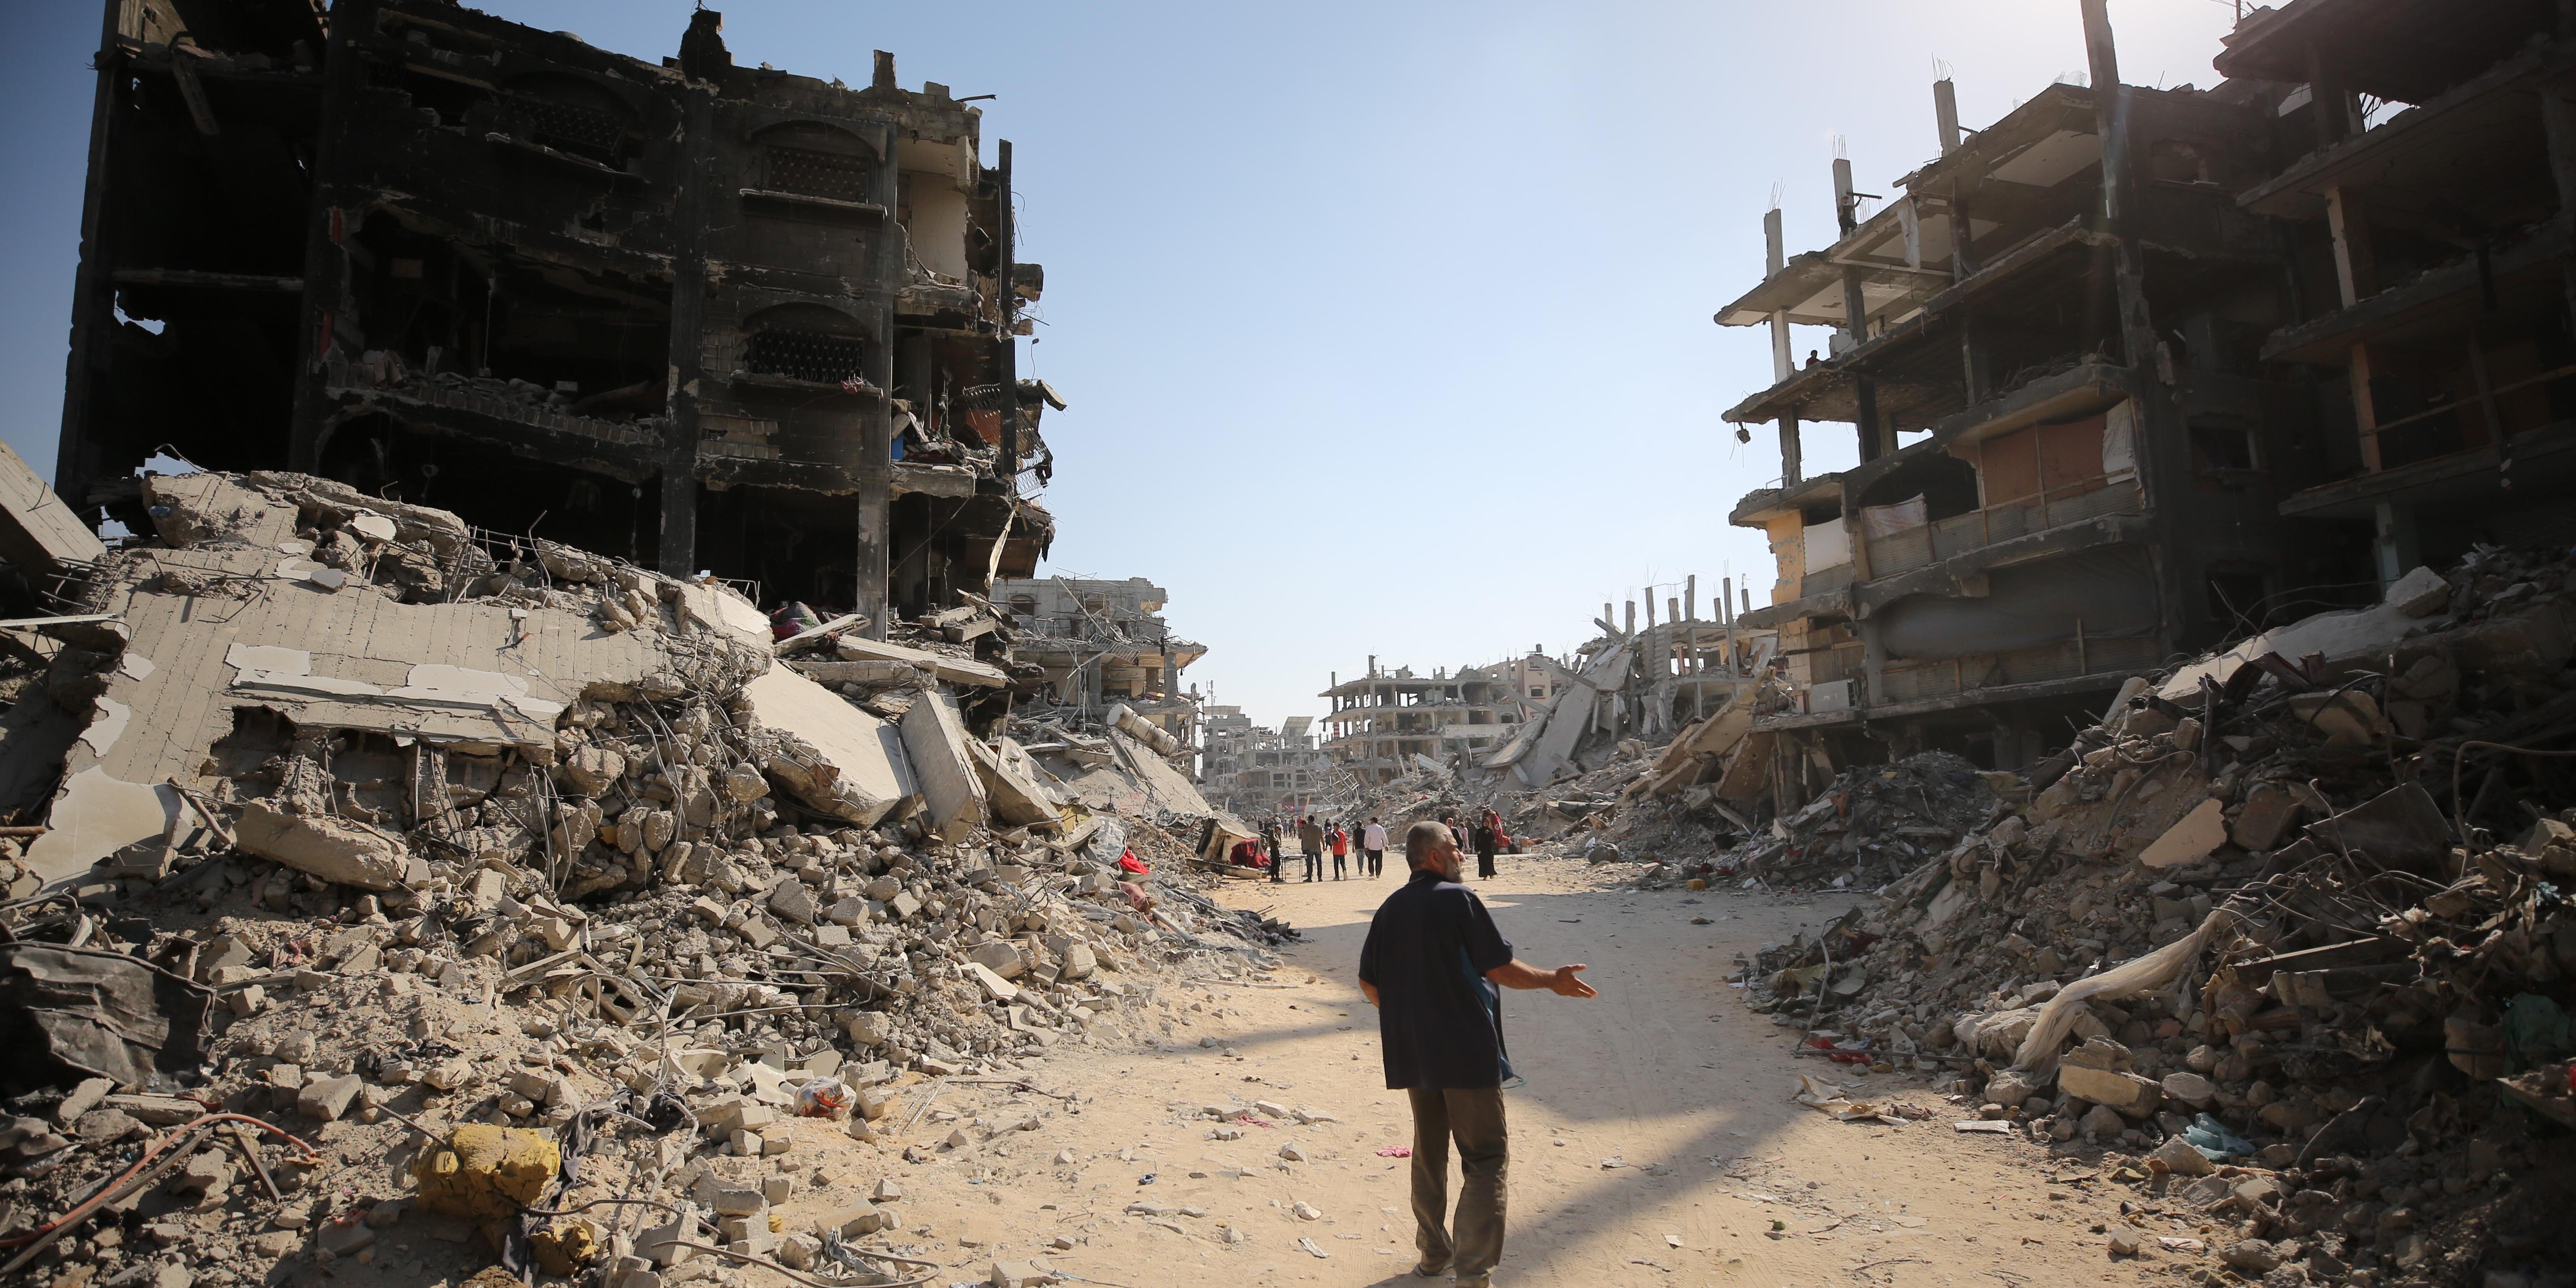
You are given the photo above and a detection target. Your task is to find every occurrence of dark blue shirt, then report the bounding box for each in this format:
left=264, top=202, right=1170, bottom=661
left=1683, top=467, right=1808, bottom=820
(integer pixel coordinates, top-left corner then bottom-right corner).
left=1358, top=867, right=1516, bottom=1089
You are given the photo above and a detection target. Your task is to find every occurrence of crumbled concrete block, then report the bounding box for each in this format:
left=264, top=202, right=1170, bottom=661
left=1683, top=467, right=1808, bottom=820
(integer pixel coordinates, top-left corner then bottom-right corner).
left=2229, top=783, right=2302, bottom=852
left=966, top=940, right=1026, bottom=979
left=296, top=1074, right=364, bottom=1122
left=236, top=800, right=412, bottom=890
left=2146, top=1136, right=2216, bottom=1177
left=55, top=1077, right=112, bottom=1127
left=507, top=1068, right=566, bottom=1106
left=2159, top=1071, right=2216, bottom=1106
left=964, top=962, right=1018, bottom=1002
left=2139, top=798, right=2229, bottom=869
left=768, top=879, right=818, bottom=925
left=2059, top=1065, right=2160, bottom=1119
left=820, top=1202, right=890, bottom=1236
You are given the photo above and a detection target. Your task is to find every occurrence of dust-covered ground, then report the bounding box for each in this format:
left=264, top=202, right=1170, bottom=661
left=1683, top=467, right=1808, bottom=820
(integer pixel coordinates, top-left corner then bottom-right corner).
left=746, top=852, right=2201, bottom=1288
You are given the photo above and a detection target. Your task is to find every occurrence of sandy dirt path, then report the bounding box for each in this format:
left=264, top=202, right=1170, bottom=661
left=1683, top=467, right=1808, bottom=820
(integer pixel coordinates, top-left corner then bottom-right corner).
left=778, top=854, right=2181, bottom=1288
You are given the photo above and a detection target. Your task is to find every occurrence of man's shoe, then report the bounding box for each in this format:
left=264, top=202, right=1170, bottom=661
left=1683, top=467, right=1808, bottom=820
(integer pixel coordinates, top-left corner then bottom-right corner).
left=1412, top=1260, right=1449, bottom=1278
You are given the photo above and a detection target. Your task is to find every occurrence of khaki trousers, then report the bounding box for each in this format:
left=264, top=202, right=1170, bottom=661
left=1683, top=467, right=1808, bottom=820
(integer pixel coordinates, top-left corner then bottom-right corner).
left=1406, top=1086, right=1508, bottom=1277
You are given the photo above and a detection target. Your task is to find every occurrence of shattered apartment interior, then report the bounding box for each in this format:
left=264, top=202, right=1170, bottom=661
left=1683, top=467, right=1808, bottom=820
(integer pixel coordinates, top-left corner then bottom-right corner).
left=59, top=0, right=1058, bottom=624
left=1, top=0, right=2575, bottom=1285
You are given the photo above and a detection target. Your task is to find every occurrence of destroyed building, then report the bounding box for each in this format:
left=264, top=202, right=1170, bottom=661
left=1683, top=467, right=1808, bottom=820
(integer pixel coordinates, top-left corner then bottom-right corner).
left=1470, top=580, right=1775, bottom=792
left=58, top=0, right=1055, bottom=631
left=1711, top=0, right=2576, bottom=784
left=1319, top=661, right=1526, bottom=786
left=0, top=462, right=1300, bottom=1287
left=1199, top=712, right=1337, bottom=819
left=987, top=577, right=1206, bottom=756
left=2210, top=0, right=2576, bottom=576
left=1716, top=4, right=2333, bottom=774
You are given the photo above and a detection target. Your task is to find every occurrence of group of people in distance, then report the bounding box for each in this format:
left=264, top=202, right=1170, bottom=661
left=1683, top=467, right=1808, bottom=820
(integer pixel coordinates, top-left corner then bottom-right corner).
left=1239, top=807, right=1512, bottom=883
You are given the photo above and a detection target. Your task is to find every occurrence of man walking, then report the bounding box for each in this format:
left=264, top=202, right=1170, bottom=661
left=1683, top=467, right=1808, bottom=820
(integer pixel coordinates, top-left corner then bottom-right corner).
left=1362, top=817, right=1388, bottom=878
left=1299, top=816, right=1326, bottom=882
left=1264, top=818, right=1285, bottom=884
left=1329, top=821, right=1350, bottom=880
left=1359, top=822, right=1596, bottom=1287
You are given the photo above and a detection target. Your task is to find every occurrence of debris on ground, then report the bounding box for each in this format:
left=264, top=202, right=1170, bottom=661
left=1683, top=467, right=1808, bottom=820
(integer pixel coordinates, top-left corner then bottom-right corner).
left=1720, top=544, right=2576, bottom=1284
left=0, top=468, right=1294, bottom=1286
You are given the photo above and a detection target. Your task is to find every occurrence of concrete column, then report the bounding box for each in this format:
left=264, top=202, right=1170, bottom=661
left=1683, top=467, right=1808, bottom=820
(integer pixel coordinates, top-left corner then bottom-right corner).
left=1764, top=208, right=1793, bottom=383
left=1833, top=156, right=1859, bottom=236
left=658, top=86, right=716, bottom=576
left=996, top=140, right=1023, bottom=482
left=286, top=0, right=365, bottom=476
left=2350, top=342, right=2384, bottom=472
left=2535, top=87, right=2576, bottom=326
left=1855, top=378, right=1885, bottom=461
left=1840, top=267, right=1869, bottom=348
left=1779, top=409, right=1803, bottom=485
left=1934, top=78, right=1962, bottom=154
left=2373, top=501, right=2419, bottom=589
left=854, top=119, right=899, bottom=634
left=1960, top=310, right=1992, bottom=404
left=2324, top=187, right=2377, bottom=307
left=1951, top=193, right=1979, bottom=280
left=2304, top=42, right=2360, bottom=146
left=54, top=0, right=140, bottom=500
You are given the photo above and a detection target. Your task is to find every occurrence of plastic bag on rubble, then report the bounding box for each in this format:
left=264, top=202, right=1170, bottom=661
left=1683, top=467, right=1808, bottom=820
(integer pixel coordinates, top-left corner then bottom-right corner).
left=1084, top=818, right=1129, bottom=868
left=796, top=1078, right=853, bottom=1119
left=1117, top=847, right=1150, bottom=876
left=2182, top=1113, right=2254, bottom=1161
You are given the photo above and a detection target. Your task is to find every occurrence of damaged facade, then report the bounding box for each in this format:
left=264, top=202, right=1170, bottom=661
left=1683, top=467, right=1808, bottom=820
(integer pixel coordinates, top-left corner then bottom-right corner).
left=986, top=577, right=1206, bottom=759
left=1319, top=661, right=1526, bottom=786
left=1715, top=0, right=2576, bottom=783
left=59, top=0, right=1056, bottom=632
left=1199, top=712, right=1337, bottom=819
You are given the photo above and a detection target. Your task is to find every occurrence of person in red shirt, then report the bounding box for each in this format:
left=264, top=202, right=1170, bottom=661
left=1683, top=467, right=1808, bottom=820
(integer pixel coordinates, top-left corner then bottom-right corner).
left=1329, top=822, right=1350, bottom=880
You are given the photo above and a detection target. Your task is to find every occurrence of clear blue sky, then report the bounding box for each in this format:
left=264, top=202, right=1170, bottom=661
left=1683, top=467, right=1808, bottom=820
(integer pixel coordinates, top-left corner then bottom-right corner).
left=0, top=0, right=2243, bottom=733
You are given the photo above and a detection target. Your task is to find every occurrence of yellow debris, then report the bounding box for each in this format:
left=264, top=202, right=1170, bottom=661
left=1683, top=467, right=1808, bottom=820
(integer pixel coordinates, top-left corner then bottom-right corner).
left=530, top=1218, right=601, bottom=1275
left=412, top=1125, right=561, bottom=1219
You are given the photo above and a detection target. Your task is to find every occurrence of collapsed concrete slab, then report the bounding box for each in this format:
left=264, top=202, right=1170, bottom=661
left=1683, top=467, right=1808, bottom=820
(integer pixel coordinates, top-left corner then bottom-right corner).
left=2156, top=566, right=2447, bottom=701
left=18, top=471, right=768, bottom=888
left=902, top=690, right=989, bottom=842
left=739, top=665, right=919, bottom=828
left=969, top=737, right=1060, bottom=828
left=232, top=800, right=415, bottom=891
left=0, top=441, right=105, bottom=578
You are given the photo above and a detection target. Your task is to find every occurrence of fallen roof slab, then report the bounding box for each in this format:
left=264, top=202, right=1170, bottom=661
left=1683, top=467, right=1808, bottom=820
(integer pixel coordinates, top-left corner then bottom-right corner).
left=739, top=665, right=919, bottom=828
left=0, top=440, right=106, bottom=577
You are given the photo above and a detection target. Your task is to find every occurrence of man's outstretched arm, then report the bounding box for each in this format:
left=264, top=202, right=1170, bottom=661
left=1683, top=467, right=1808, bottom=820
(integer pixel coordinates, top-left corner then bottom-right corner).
left=1485, top=961, right=1597, bottom=997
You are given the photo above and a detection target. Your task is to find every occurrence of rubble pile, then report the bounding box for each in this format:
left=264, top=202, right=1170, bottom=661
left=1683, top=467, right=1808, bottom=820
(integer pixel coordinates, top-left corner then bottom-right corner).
left=1645, top=751, right=2001, bottom=891
left=1731, top=545, right=2576, bottom=1284
left=0, top=469, right=1286, bottom=1287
